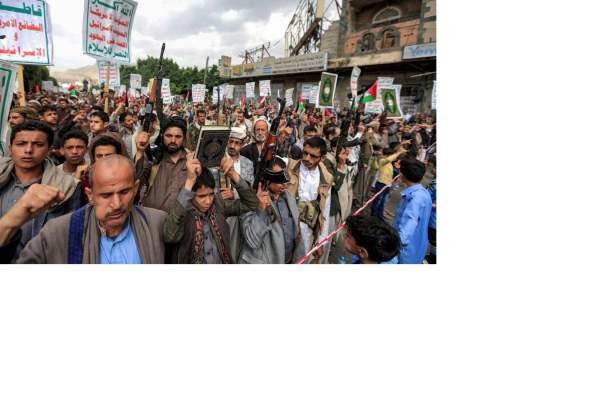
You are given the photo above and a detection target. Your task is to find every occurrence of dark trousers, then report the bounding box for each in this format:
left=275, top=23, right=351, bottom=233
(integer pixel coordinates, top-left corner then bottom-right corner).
left=426, top=226, right=436, bottom=264
left=371, top=182, right=389, bottom=220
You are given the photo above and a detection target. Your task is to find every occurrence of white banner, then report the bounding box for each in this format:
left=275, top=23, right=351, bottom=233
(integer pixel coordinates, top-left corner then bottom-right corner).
left=0, top=61, right=18, bottom=156
left=259, top=80, right=271, bottom=97
left=192, top=84, right=206, bottom=103
left=97, top=61, right=120, bottom=87
left=432, top=80, right=437, bottom=110
left=301, top=84, right=313, bottom=100
left=245, top=82, right=255, bottom=99
left=140, top=86, right=148, bottom=96
left=285, top=88, right=294, bottom=107
left=82, top=0, right=137, bottom=63
left=225, top=84, right=234, bottom=99
left=350, top=66, right=361, bottom=98
left=211, top=88, right=218, bottom=105
left=161, top=78, right=171, bottom=99
left=309, top=84, right=319, bottom=104
left=0, top=0, right=54, bottom=65
left=42, top=81, right=54, bottom=92
left=129, top=73, right=142, bottom=89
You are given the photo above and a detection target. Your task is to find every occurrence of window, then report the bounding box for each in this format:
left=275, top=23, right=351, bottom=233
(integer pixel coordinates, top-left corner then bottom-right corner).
left=373, top=6, right=402, bottom=25
left=382, top=29, right=397, bottom=48
left=361, top=33, right=375, bottom=52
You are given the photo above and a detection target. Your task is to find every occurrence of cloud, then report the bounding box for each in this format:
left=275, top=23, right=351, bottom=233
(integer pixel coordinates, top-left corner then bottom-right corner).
left=47, top=0, right=312, bottom=70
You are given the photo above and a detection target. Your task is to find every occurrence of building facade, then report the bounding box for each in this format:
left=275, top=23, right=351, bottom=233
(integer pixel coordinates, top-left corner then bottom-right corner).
left=222, top=0, right=436, bottom=115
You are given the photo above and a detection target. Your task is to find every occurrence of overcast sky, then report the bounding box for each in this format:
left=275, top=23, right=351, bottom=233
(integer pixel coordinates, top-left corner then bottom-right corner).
left=49, top=0, right=310, bottom=70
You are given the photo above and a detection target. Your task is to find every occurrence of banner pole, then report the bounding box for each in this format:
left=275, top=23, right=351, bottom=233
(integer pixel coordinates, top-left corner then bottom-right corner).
left=17, top=65, right=26, bottom=106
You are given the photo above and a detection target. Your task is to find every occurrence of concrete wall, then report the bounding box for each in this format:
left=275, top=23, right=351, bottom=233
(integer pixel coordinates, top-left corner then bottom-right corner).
left=321, top=21, right=341, bottom=58
left=352, top=0, right=422, bottom=31
left=342, top=19, right=419, bottom=56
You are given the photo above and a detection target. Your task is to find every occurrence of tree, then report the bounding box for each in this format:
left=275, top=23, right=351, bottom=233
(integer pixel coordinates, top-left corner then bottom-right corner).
left=120, top=56, right=222, bottom=95
left=22, top=65, right=55, bottom=92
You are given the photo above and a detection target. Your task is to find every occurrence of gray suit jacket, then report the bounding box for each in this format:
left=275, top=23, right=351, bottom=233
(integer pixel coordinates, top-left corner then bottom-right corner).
left=239, top=191, right=306, bottom=264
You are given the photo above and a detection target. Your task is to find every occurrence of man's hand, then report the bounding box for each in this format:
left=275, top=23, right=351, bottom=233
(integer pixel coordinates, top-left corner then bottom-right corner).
left=73, top=111, right=86, bottom=124
left=185, top=152, right=202, bottom=181
left=337, top=147, right=349, bottom=170
left=74, top=163, right=89, bottom=180
left=256, top=183, right=271, bottom=210
left=220, top=188, right=235, bottom=200
left=220, top=155, right=234, bottom=176
left=0, top=184, right=65, bottom=245
left=135, top=131, right=150, bottom=155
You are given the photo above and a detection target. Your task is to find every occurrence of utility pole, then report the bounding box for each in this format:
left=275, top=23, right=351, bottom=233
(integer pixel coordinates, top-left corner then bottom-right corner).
left=204, top=56, right=209, bottom=85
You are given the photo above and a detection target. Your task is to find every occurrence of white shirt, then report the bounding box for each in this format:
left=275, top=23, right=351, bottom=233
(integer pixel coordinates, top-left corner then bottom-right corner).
left=298, top=162, right=331, bottom=252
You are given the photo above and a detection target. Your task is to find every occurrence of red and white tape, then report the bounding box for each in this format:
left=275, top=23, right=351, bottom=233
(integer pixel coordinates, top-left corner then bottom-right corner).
left=295, top=174, right=401, bottom=264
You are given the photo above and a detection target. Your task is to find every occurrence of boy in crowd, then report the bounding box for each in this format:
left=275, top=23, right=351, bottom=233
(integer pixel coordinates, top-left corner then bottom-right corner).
left=58, top=129, right=89, bottom=180
left=393, top=158, right=432, bottom=264
left=343, top=215, right=400, bottom=264
left=163, top=154, right=258, bottom=264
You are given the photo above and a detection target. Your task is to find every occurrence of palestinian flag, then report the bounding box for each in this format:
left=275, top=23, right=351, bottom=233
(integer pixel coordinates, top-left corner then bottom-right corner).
left=297, top=96, right=305, bottom=113
left=360, top=80, right=378, bottom=104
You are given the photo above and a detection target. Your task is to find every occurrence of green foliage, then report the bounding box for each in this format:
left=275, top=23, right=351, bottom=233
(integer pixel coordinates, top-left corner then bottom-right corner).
left=119, top=56, right=222, bottom=95
left=22, top=65, right=52, bottom=92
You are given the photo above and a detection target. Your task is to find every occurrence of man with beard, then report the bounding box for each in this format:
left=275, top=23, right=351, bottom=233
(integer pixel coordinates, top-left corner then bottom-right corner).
left=118, top=111, right=137, bottom=158
left=186, top=109, right=206, bottom=151
left=239, top=157, right=305, bottom=264
left=240, top=117, right=269, bottom=180
left=286, top=137, right=333, bottom=264
left=225, top=128, right=254, bottom=187
left=17, top=155, right=166, bottom=264
left=135, top=117, right=190, bottom=213
left=221, top=127, right=254, bottom=262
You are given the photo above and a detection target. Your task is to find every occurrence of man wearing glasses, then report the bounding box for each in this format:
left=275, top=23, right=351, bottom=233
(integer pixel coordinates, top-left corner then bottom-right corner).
left=285, top=137, right=333, bottom=263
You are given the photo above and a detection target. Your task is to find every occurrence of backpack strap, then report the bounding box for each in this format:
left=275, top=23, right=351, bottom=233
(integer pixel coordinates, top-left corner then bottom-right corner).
left=68, top=206, right=88, bottom=264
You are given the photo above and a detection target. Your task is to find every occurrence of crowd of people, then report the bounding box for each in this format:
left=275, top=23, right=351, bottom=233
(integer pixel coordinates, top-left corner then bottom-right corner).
left=0, top=87, right=436, bottom=264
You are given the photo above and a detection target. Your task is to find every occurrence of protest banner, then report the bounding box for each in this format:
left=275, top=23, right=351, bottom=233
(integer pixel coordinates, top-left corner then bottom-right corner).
left=97, top=61, right=120, bottom=87
left=318, top=72, right=337, bottom=109
left=0, top=0, right=54, bottom=65
left=350, top=66, right=361, bottom=98
left=0, top=61, right=18, bottom=156
left=192, top=84, right=206, bottom=103
left=245, top=82, right=255, bottom=99
left=301, top=84, right=313, bottom=100
left=432, top=80, right=437, bottom=110
left=225, top=84, right=234, bottom=99
left=285, top=88, right=294, bottom=107
left=82, top=0, right=137, bottom=63
left=211, top=88, right=219, bottom=105
left=129, top=73, right=142, bottom=89
left=259, top=80, right=271, bottom=97
left=140, top=86, right=148, bottom=96
left=309, top=84, right=319, bottom=104
left=41, top=80, right=53, bottom=92
left=161, top=78, right=171, bottom=99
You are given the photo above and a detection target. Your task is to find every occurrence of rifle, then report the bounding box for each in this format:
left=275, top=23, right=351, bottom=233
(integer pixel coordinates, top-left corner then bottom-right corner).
left=143, top=43, right=166, bottom=162
left=254, top=97, right=286, bottom=189
left=143, top=43, right=166, bottom=133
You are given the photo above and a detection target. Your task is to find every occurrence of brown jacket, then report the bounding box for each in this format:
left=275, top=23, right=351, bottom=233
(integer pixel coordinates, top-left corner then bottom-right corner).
left=286, top=159, right=333, bottom=242
left=17, top=205, right=166, bottom=264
